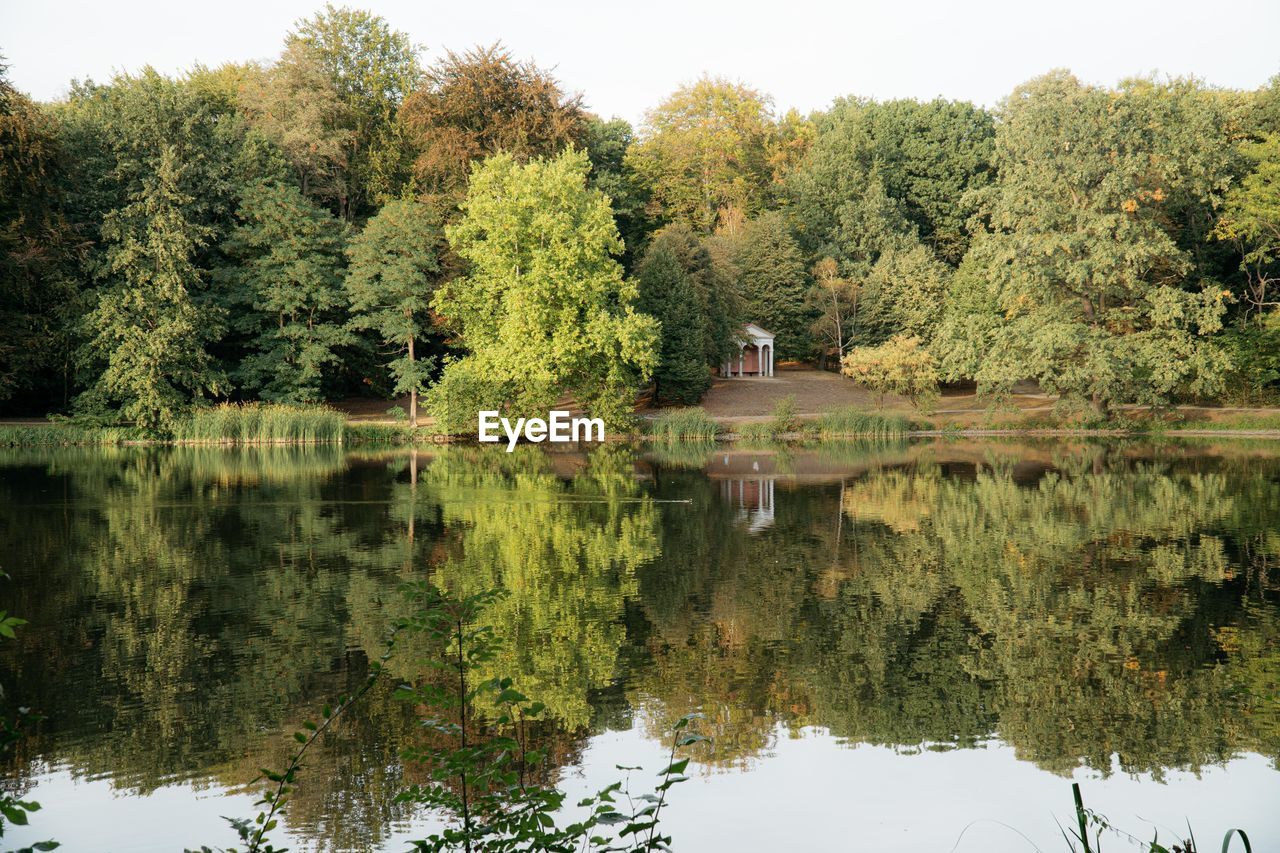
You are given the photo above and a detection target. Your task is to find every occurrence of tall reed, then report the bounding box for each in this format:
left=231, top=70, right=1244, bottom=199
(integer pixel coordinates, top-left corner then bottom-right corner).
left=0, top=424, right=138, bottom=446
left=816, top=407, right=910, bottom=438
left=172, top=403, right=346, bottom=444
left=646, top=407, right=721, bottom=440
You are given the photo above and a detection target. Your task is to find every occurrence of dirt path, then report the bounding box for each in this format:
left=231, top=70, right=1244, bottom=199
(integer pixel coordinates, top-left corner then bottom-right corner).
left=658, top=366, right=1280, bottom=427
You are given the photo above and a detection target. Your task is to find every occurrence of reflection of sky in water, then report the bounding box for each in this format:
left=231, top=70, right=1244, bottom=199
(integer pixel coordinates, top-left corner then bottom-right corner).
left=20, top=732, right=1280, bottom=851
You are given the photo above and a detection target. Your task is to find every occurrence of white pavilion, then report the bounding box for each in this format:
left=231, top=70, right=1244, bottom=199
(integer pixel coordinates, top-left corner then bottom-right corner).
left=721, top=323, right=775, bottom=378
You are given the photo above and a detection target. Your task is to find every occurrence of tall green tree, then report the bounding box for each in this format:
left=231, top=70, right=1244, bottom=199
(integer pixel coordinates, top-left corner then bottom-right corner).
left=645, top=224, right=739, bottom=368
left=0, top=61, right=78, bottom=410
left=789, top=98, right=993, bottom=267
left=731, top=212, right=813, bottom=360
left=938, top=71, right=1231, bottom=414
left=1214, top=133, right=1280, bottom=320
left=430, top=149, right=658, bottom=429
left=344, top=198, right=443, bottom=427
left=635, top=240, right=710, bottom=404
left=221, top=181, right=353, bottom=402
left=286, top=5, right=423, bottom=217
left=238, top=46, right=355, bottom=207
left=627, top=77, right=776, bottom=232
left=77, top=148, right=225, bottom=430
left=583, top=116, right=651, bottom=264
left=856, top=244, right=952, bottom=345
left=398, top=43, right=584, bottom=202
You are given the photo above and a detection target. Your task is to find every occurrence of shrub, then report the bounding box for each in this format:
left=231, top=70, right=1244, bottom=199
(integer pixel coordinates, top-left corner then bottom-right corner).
left=770, top=394, right=798, bottom=434
left=842, top=335, right=940, bottom=410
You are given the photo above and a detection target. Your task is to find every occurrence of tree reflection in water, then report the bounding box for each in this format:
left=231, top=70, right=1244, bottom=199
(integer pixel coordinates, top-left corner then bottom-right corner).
left=0, top=440, right=1276, bottom=850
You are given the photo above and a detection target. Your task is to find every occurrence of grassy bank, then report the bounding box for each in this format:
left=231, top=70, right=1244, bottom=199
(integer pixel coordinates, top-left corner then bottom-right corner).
left=0, top=423, right=145, bottom=447
left=0, top=404, right=443, bottom=447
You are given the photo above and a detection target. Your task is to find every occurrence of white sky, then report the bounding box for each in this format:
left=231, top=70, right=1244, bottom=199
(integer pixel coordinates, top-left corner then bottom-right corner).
left=2, top=0, right=1278, bottom=124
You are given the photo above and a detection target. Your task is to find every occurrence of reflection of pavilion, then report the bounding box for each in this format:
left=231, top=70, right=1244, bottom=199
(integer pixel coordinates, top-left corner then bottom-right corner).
left=719, top=474, right=776, bottom=533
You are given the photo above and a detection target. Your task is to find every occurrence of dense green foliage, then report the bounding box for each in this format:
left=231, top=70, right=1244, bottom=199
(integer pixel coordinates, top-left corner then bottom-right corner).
left=76, top=148, right=227, bottom=432
left=633, top=226, right=739, bottom=404
left=220, top=182, right=352, bottom=402
left=344, top=197, right=443, bottom=426
left=729, top=212, right=813, bottom=359
left=429, top=150, right=658, bottom=429
left=933, top=72, right=1236, bottom=415
left=3, top=18, right=1280, bottom=423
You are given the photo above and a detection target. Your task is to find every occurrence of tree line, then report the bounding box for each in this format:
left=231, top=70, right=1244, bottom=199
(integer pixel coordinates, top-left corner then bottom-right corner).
left=3, top=5, right=1280, bottom=429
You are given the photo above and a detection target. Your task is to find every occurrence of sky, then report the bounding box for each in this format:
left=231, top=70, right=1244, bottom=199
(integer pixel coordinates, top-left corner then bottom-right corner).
left=2, top=0, right=1279, bottom=124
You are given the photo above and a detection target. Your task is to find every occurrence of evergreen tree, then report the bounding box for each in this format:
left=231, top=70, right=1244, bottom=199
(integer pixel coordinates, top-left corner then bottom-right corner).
left=344, top=198, right=442, bottom=426
left=731, top=212, right=813, bottom=361
left=644, top=224, right=739, bottom=368
left=635, top=242, right=710, bottom=404
left=221, top=181, right=353, bottom=402
left=856, top=243, right=952, bottom=345
left=77, top=147, right=225, bottom=431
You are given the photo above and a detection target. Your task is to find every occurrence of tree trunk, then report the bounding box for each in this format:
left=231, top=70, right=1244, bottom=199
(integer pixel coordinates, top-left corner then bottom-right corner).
left=407, top=335, right=418, bottom=428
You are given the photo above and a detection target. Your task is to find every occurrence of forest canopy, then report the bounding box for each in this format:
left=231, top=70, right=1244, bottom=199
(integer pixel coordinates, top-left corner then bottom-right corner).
left=3, top=8, right=1280, bottom=428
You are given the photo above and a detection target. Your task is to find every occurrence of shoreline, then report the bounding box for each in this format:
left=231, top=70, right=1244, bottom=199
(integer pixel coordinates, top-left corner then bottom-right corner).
left=3, top=422, right=1280, bottom=448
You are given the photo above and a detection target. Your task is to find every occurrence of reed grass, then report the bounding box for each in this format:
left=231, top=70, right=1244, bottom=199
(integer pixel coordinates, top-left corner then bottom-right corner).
left=0, top=424, right=140, bottom=446
left=733, top=421, right=778, bottom=442
left=646, top=407, right=721, bottom=440
left=815, top=407, right=911, bottom=438
left=172, top=403, right=346, bottom=444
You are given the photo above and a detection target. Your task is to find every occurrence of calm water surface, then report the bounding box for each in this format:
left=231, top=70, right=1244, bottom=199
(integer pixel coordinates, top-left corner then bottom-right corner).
left=1, top=440, right=1278, bottom=851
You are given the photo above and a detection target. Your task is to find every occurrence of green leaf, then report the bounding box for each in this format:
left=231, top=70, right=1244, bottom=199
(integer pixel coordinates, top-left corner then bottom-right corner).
left=1222, top=829, right=1253, bottom=853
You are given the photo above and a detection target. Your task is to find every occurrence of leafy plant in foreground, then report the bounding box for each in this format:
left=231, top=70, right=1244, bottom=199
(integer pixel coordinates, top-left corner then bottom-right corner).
left=1062, top=782, right=1253, bottom=853
left=0, top=571, right=58, bottom=852
left=393, top=582, right=708, bottom=853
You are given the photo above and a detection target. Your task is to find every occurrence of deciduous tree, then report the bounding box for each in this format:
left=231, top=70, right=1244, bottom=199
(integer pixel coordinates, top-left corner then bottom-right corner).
left=344, top=198, right=443, bottom=426
left=0, top=62, right=78, bottom=408
left=398, top=44, right=584, bottom=202
left=635, top=239, right=710, bottom=404
left=430, top=150, right=658, bottom=429
left=221, top=181, right=353, bottom=402
left=285, top=5, right=423, bottom=217
left=941, top=71, right=1231, bottom=414
left=842, top=334, right=939, bottom=410
left=627, top=77, right=776, bottom=232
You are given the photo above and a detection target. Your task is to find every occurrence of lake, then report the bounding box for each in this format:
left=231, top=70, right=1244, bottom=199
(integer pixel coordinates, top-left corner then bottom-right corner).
left=1, top=440, right=1277, bottom=852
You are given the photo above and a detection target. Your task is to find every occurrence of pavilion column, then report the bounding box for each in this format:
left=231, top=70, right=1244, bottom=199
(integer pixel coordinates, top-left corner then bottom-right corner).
left=739, top=346, right=744, bottom=377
